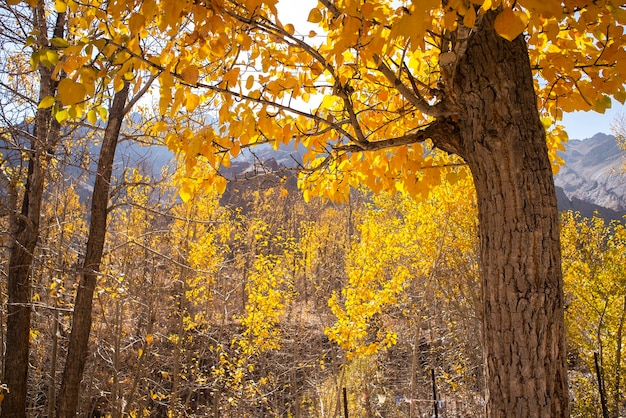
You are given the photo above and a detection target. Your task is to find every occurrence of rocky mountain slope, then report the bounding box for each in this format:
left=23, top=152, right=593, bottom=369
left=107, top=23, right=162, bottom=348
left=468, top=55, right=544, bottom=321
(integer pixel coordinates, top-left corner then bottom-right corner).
left=224, top=133, right=626, bottom=219
left=555, top=133, right=625, bottom=219
left=2, top=127, right=624, bottom=219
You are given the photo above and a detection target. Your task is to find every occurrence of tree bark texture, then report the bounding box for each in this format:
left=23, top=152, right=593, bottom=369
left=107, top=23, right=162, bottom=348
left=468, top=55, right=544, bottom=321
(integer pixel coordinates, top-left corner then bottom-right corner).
left=2, top=155, right=41, bottom=418
left=56, top=83, right=129, bottom=418
left=433, top=12, right=569, bottom=417
left=1, top=8, right=63, bottom=412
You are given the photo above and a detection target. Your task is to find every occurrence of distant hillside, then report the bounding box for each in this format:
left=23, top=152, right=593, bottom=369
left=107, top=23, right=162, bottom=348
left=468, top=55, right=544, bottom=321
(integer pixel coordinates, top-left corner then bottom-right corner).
left=218, top=134, right=626, bottom=219
left=3, top=122, right=624, bottom=220
left=555, top=132, right=625, bottom=219
left=555, top=186, right=624, bottom=221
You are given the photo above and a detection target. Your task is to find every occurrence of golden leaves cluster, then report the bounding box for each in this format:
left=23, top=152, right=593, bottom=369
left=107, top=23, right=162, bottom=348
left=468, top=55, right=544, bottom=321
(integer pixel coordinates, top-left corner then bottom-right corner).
left=326, top=169, right=477, bottom=359
left=10, top=0, right=625, bottom=201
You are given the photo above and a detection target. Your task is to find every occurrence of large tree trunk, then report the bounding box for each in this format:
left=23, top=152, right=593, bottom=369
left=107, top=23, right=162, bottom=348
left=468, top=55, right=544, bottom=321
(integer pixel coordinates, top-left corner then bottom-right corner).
left=56, top=83, right=129, bottom=418
left=436, top=12, right=569, bottom=417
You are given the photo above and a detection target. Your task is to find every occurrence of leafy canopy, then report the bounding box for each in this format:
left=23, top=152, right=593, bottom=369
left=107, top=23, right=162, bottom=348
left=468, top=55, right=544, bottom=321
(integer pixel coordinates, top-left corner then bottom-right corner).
left=21, top=0, right=626, bottom=198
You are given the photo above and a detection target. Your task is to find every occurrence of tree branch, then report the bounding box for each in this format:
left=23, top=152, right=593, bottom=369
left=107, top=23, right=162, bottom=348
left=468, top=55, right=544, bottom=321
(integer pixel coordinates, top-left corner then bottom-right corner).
left=318, top=0, right=341, bottom=18
left=334, top=118, right=461, bottom=154
left=375, top=56, right=452, bottom=118
left=123, top=72, right=160, bottom=114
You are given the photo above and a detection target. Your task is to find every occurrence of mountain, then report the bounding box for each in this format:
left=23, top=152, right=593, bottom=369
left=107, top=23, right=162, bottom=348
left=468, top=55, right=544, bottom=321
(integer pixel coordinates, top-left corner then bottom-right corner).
left=3, top=120, right=624, bottom=220
left=0, top=120, right=173, bottom=205
left=555, top=132, right=626, bottom=219
left=220, top=134, right=626, bottom=219
left=221, top=142, right=307, bottom=180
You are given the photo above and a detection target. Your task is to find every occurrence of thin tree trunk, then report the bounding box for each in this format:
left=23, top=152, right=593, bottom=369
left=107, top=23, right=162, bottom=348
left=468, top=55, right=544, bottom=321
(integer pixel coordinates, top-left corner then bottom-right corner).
left=612, top=294, right=626, bottom=418
left=1, top=7, right=64, bottom=415
left=112, top=299, right=123, bottom=418
left=48, top=309, right=59, bottom=418
left=596, top=351, right=610, bottom=418
left=434, top=11, right=569, bottom=417
left=125, top=308, right=154, bottom=413
left=56, top=83, right=130, bottom=417
left=409, top=327, right=420, bottom=418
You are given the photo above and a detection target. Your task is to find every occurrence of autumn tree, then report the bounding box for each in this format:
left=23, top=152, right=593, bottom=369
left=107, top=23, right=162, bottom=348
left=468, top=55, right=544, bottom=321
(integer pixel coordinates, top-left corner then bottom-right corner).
left=562, top=212, right=626, bottom=417
left=327, top=170, right=483, bottom=416
left=9, top=0, right=626, bottom=415
left=0, top=1, right=68, bottom=414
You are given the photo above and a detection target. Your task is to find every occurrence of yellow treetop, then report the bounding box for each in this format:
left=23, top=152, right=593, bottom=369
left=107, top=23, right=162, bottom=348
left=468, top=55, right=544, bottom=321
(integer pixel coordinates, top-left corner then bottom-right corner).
left=20, top=0, right=626, bottom=197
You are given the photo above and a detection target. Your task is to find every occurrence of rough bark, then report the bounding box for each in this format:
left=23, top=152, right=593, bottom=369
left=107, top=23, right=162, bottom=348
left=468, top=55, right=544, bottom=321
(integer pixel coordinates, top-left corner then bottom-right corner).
left=433, top=12, right=569, bottom=417
left=2, top=156, right=40, bottom=418
left=56, top=83, right=129, bottom=417
left=1, top=7, right=63, bottom=414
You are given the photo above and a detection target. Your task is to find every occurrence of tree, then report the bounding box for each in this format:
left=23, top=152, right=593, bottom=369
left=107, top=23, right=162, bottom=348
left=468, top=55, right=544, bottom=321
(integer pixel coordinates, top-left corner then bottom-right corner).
left=0, top=1, right=67, bottom=414
left=14, top=0, right=626, bottom=415
left=561, top=212, right=626, bottom=417
left=327, top=171, right=484, bottom=416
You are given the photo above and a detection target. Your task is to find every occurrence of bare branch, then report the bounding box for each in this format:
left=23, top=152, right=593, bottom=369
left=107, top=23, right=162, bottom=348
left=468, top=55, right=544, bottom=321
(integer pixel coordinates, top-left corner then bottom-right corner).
left=334, top=118, right=461, bottom=154
left=123, top=72, right=160, bottom=114
left=375, top=55, right=452, bottom=118
left=318, top=0, right=341, bottom=18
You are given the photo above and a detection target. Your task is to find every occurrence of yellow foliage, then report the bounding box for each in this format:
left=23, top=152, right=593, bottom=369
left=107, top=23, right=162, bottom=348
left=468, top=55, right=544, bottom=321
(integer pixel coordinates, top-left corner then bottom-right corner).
left=326, top=169, right=478, bottom=359
left=24, top=0, right=625, bottom=206
left=57, top=78, right=86, bottom=106
left=494, top=8, right=529, bottom=41
left=561, top=212, right=626, bottom=414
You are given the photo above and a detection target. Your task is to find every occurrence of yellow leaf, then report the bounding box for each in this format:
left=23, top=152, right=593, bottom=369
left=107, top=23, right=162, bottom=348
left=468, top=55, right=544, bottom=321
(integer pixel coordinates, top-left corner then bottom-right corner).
left=57, top=78, right=86, bottom=106
left=146, top=334, right=154, bottom=345
left=245, top=75, right=254, bottom=90
left=55, top=109, right=69, bottom=123
left=50, top=37, right=69, bottom=48
left=179, top=184, right=192, bottom=203
left=443, top=10, right=458, bottom=31
left=361, top=2, right=374, bottom=17
left=40, top=49, right=59, bottom=68
left=307, top=7, right=323, bottom=23
left=223, top=67, right=240, bottom=85
left=494, top=8, right=528, bottom=41
left=185, top=93, right=200, bottom=112
left=129, top=13, right=146, bottom=37
left=463, top=6, right=476, bottom=28
left=181, top=65, right=199, bottom=85
left=38, top=96, right=55, bottom=109
left=113, top=75, right=125, bottom=92
left=284, top=24, right=295, bottom=35
left=87, top=109, right=97, bottom=124
left=519, top=0, right=562, bottom=18
left=97, top=106, right=108, bottom=121
left=230, top=141, right=241, bottom=157
left=6, top=0, right=21, bottom=5
left=215, top=176, right=227, bottom=194
left=55, top=0, right=66, bottom=13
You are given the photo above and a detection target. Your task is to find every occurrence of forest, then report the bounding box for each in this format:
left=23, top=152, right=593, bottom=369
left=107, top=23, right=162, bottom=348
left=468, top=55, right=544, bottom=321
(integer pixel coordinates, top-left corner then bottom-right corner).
left=2, top=125, right=624, bottom=417
left=1, top=0, right=626, bottom=417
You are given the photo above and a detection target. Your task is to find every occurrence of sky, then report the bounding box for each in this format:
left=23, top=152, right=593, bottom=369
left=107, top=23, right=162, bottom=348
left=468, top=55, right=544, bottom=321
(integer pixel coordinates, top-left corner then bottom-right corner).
left=561, top=102, right=625, bottom=140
